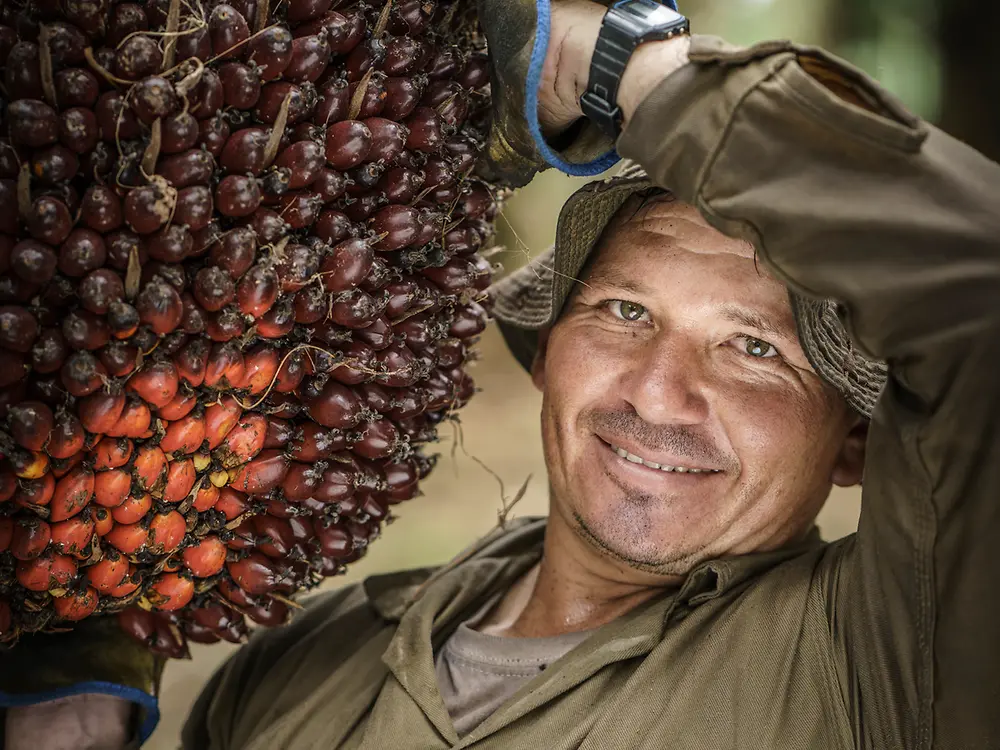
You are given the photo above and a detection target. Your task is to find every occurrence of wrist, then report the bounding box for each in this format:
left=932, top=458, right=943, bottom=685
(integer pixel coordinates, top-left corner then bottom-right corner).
left=539, top=2, right=690, bottom=138
left=618, top=35, right=691, bottom=127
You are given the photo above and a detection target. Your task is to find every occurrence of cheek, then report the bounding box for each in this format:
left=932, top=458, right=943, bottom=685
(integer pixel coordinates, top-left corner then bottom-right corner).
left=723, top=378, right=835, bottom=490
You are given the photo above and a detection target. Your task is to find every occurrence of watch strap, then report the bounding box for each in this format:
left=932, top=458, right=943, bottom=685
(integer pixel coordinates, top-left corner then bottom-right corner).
left=581, top=1, right=690, bottom=140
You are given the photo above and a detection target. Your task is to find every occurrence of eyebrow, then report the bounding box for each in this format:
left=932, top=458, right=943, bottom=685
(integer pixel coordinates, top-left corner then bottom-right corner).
left=718, top=304, right=795, bottom=342
left=583, top=266, right=652, bottom=296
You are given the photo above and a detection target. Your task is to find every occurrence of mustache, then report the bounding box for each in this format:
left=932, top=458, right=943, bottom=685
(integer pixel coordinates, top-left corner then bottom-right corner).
left=586, top=409, right=733, bottom=470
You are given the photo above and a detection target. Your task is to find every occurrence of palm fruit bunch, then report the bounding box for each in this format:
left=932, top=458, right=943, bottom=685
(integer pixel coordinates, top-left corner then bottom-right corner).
left=0, top=0, right=498, bottom=657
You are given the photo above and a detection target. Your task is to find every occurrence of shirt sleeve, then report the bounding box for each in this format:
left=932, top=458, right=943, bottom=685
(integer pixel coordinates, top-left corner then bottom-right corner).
left=618, top=35, right=1000, bottom=750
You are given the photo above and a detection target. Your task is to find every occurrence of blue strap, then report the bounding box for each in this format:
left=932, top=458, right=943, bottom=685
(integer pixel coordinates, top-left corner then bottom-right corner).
left=0, top=682, right=160, bottom=744
left=525, top=0, right=679, bottom=175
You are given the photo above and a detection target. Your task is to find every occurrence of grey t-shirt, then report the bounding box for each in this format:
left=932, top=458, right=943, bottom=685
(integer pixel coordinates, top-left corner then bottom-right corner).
left=434, top=598, right=594, bottom=737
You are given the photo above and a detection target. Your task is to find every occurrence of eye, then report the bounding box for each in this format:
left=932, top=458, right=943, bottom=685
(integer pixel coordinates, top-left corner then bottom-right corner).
left=739, top=336, right=778, bottom=359
left=606, top=300, right=650, bottom=323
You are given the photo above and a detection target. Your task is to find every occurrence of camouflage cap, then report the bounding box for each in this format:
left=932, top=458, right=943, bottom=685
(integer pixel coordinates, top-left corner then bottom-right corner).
left=488, top=162, right=888, bottom=418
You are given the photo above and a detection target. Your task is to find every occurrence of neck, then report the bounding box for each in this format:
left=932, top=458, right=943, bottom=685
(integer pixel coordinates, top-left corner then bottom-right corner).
left=478, top=509, right=681, bottom=638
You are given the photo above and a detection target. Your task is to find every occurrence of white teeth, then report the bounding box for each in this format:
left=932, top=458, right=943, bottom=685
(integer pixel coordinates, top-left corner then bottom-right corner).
left=610, top=444, right=718, bottom=474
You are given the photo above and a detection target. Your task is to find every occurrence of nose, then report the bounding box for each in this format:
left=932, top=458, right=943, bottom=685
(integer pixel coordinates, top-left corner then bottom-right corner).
left=621, top=330, right=709, bottom=426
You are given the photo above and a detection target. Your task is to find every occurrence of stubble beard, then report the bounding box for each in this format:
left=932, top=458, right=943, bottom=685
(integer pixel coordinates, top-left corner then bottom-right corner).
left=568, top=477, right=709, bottom=577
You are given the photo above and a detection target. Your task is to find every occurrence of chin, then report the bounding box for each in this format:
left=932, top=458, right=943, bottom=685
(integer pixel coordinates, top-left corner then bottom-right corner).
left=570, top=498, right=710, bottom=573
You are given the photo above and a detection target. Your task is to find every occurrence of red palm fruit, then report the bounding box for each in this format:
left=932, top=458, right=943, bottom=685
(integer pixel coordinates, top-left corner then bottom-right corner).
left=214, top=487, right=249, bottom=521
left=86, top=552, right=129, bottom=594
left=99, top=342, right=140, bottom=379
left=10, top=449, right=50, bottom=480
left=274, top=142, right=325, bottom=191
left=213, top=412, right=266, bottom=468
left=8, top=401, right=54, bottom=451
left=274, top=350, right=306, bottom=393
left=325, top=120, right=372, bottom=170
left=226, top=518, right=259, bottom=552
left=158, top=390, right=198, bottom=421
left=108, top=570, right=141, bottom=598
left=0, top=305, right=40, bottom=353
left=93, top=469, right=131, bottom=508
left=157, top=149, right=215, bottom=189
left=184, top=622, right=222, bottom=645
left=112, top=492, right=152, bottom=525
left=136, top=280, right=183, bottom=335
left=263, top=418, right=296, bottom=450
left=50, top=451, right=86, bottom=480
left=290, top=422, right=346, bottom=461
left=132, top=445, right=167, bottom=491
left=190, top=602, right=237, bottom=631
left=94, top=438, right=134, bottom=470
left=0, top=467, right=15, bottom=502
left=46, top=412, right=85, bottom=460
left=320, top=238, right=373, bottom=293
left=106, top=397, right=152, bottom=439
left=175, top=338, right=210, bottom=387
left=48, top=466, right=94, bottom=522
left=16, top=552, right=77, bottom=592
left=245, top=597, right=289, bottom=627
left=54, top=587, right=99, bottom=621
left=162, top=458, right=196, bottom=504
left=248, top=25, right=293, bottom=80
left=0, top=517, right=11, bottom=552
left=314, top=464, right=354, bottom=504
left=370, top=205, right=420, bottom=251
left=145, top=572, right=195, bottom=612
left=242, top=346, right=280, bottom=394
left=93, top=506, right=114, bottom=536
left=236, top=264, right=279, bottom=317
left=204, top=342, right=245, bottom=389
left=204, top=396, right=242, bottom=450
left=205, top=307, right=246, bottom=342
left=127, top=361, right=179, bottom=408
left=10, top=517, right=51, bottom=560
left=353, top=419, right=399, bottom=460
left=314, top=520, right=353, bottom=559
left=215, top=175, right=262, bottom=218
left=147, top=511, right=186, bottom=554
left=160, top=413, right=206, bottom=455
left=304, top=379, right=363, bottom=429
left=192, top=266, right=235, bottom=312
left=50, top=515, right=94, bottom=557
left=118, top=607, right=156, bottom=648
left=77, top=391, right=125, bottom=434
left=12, top=472, right=55, bottom=508
left=191, top=482, right=220, bottom=512
left=182, top=535, right=227, bottom=577
left=227, top=450, right=289, bottom=495
left=227, top=553, right=283, bottom=595
left=254, top=299, right=296, bottom=339
left=106, top=522, right=148, bottom=554
left=281, top=462, right=324, bottom=501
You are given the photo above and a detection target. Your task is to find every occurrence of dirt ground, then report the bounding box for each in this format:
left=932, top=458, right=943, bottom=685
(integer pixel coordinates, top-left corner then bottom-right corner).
left=147, top=325, right=862, bottom=749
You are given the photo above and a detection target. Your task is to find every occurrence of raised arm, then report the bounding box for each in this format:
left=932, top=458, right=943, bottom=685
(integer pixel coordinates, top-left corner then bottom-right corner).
left=538, top=5, right=1000, bottom=747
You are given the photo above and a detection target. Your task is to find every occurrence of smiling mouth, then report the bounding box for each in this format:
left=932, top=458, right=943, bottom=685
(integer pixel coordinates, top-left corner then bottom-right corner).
left=606, top=442, right=722, bottom=475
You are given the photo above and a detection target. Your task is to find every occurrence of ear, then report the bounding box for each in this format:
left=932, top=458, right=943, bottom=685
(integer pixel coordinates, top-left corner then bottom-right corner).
left=530, top=327, right=551, bottom=392
left=831, top=417, right=868, bottom=487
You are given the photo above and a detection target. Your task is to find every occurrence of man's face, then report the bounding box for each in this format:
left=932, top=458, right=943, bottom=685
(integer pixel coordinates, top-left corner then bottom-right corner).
left=533, top=198, right=863, bottom=575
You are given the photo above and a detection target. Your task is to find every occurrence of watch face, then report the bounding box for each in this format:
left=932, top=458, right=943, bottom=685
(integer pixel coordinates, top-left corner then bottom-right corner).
left=614, top=0, right=686, bottom=28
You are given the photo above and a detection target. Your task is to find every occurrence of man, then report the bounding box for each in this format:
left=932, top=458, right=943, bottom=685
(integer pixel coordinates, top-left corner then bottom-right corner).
left=5, top=0, right=1000, bottom=747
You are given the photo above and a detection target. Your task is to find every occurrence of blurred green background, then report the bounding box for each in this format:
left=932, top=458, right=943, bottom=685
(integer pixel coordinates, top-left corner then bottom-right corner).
left=149, top=1, right=999, bottom=746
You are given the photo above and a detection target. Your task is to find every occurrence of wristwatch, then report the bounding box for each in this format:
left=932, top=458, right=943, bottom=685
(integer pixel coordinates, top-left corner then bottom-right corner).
left=580, top=0, right=690, bottom=139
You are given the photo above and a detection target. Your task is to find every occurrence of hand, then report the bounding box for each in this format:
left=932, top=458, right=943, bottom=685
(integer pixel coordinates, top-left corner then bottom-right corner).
left=539, top=0, right=691, bottom=134
left=6, top=694, right=132, bottom=750
left=474, top=0, right=690, bottom=186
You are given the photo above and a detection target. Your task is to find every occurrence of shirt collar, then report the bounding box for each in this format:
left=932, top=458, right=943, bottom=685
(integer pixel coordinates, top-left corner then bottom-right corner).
left=364, top=518, right=825, bottom=620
